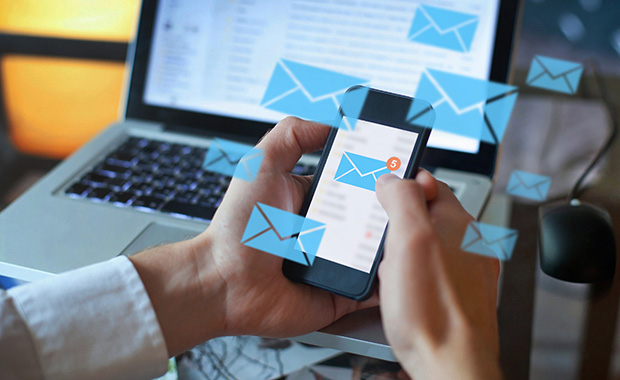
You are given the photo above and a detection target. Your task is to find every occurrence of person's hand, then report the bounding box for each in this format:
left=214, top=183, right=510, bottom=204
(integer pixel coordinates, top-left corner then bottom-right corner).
left=375, top=174, right=502, bottom=380
left=196, top=117, right=381, bottom=339
left=130, top=117, right=438, bottom=356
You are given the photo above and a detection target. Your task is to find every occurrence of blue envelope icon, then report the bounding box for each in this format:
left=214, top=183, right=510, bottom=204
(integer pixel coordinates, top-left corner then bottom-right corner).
left=203, top=138, right=264, bottom=181
left=412, top=69, right=518, bottom=144
left=241, top=203, right=326, bottom=266
left=506, top=170, right=551, bottom=202
left=461, top=221, right=518, bottom=261
left=407, top=4, right=479, bottom=52
left=526, top=56, right=583, bottom=94
left=260, top=59, right=369, bottom=131
left=334, top=152, right=390, bottom=192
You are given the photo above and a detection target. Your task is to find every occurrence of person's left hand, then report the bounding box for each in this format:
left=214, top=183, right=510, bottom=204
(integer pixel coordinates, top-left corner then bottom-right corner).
left=194, top=117, right=376, bottom=339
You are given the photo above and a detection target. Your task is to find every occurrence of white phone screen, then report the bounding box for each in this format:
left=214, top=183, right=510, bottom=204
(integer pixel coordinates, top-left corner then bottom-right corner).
left=306, top=120, right=419, bottom=273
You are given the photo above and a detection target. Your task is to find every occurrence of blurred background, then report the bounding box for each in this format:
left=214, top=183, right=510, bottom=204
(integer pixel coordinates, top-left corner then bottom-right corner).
left=0, top=1, right=619, bottom=379
left=0, top=0, right=140, bottom=209
left=0, top=0, right=618, bottom=209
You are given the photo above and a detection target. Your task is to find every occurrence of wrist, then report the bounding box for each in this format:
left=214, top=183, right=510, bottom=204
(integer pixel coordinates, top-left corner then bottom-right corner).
left=129, top=234, right=228, bottom=356
left=396, top=325, right=503, bottom=380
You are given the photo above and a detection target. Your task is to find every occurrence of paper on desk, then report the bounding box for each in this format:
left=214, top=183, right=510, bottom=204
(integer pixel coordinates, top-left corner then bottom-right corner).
left=176, top=336, right=340, bottom=380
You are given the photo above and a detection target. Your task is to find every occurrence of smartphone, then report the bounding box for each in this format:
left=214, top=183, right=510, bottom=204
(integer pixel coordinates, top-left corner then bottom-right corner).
left=282, top=87, right=434, bottom=300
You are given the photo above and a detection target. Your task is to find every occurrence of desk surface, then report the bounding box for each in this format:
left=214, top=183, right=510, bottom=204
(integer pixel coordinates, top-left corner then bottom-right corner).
left=496, top=94, right=620, bottom=380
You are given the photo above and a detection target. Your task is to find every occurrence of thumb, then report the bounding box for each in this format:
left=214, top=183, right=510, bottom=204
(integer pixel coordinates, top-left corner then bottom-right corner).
left=375, top=174, right=432, bottom=229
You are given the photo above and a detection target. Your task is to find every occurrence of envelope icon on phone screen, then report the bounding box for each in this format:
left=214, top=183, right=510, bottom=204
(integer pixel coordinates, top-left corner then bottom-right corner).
left=412, top=68, right=518, bottom=144
left=460, top=221, right=518, bottom=261
left=526, top=55, right=583, bottom=94
left=241, top=203, right=326, bottom=266
left=407, top=4, right=479, bottom=52
left=506, top=170, right=551, bottom=202
left=334, top=152, right=390, bottom=192
left=203, top=138, right=264, bottom=181
left=260, top=59, right=369, bottom=131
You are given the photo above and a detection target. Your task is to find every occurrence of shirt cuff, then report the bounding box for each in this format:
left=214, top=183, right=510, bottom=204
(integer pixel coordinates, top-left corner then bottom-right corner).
left=9, top=256, right=168, bottom=380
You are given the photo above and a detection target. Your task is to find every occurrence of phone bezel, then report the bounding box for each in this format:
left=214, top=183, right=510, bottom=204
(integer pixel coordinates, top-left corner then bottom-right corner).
left=282, top=88, right=432, bottom=300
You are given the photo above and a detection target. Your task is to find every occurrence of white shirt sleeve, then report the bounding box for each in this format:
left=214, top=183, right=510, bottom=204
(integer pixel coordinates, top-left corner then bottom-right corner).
left=0, top=256, right=169, bottom=380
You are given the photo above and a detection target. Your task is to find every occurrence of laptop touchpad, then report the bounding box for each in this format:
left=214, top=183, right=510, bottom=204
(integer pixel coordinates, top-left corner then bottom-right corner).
left=120, top=222, right=202, bottom=257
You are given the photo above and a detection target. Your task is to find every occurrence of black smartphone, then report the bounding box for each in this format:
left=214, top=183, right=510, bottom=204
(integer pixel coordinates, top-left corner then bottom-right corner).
left=282, top=87, right=434, bottom=300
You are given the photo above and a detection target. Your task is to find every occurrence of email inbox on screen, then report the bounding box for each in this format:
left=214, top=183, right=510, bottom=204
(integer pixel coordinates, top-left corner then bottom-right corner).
left=305, top=120, right=418, bottom=273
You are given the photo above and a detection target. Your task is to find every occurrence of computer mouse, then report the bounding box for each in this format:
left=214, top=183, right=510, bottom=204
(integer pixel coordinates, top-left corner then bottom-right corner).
left=538, top=200, right=616, bottom=283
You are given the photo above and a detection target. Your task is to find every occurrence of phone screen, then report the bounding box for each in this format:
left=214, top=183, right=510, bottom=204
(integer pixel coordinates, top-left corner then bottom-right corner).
left=305, top=119, right=420, bottom=273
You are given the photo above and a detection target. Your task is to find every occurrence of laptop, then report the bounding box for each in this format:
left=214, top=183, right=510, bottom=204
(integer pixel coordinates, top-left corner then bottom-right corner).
left=0, top=0, right=520, bottom=360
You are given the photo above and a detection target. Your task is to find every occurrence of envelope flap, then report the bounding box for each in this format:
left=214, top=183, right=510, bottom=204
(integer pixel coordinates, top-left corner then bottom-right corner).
left=261, top=61, right=299, bottom=105
left=421, top=5, right=478, bottom=32
left=478, top=223, right=518, bottom=245
left=536, top=56, right=583, bottom=78
left=428, top=69, right=489, bottom=110
left=258, top=203, right=309, bottom=239
left=428, top=69, right=516, bottom=111
left=486, top=81, right=518, bottom=100
left=282, top=59, right=366, bottom=99
left=514, top=170, right=551, bottom=188
left=346, top=152, right=386, bottom=175
left=214, top=139, right=251, bottom=163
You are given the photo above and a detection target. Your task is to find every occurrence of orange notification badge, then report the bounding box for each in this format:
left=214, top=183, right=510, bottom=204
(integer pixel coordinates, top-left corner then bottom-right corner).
left=387, top=157, right=401, bottom=171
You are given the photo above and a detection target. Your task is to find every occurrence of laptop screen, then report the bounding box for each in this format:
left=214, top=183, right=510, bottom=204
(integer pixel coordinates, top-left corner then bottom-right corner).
left=141, top=0, right=500, bottom=155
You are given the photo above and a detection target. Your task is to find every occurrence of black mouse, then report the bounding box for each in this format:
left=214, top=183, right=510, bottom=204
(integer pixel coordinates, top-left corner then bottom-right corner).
left=538, top=200, right=616, bottom=283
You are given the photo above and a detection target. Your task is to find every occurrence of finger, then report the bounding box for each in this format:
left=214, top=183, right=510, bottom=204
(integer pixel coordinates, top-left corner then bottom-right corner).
left=290, top=174, right=314, bottom=194
left=257, top=117, right=331, bottom=172
left=329, top=290, right=381, bottom=321
left=414, top=169, right=438, bottom=202
left=428, top=180, right=471, bottom=219
left=375, top=174, right=432, bottom=230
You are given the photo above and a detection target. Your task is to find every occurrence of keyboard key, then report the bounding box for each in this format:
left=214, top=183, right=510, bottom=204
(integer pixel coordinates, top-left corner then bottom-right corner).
left=86, top=187, right=112, bottom=200
left=151, top=186, right=176, bottom=198
left=97, top=163, right=131, bottom=177
left=65, top=183, right=90, bottom=197
left=106, top=153, right=137, bottom=167
left=162, top=200, right=217, bottom=220
left=82, top=173, right=128, bottom=189
left=132, top=195, right=165, bottom=210
left=110, top=192, right=134, bottom=205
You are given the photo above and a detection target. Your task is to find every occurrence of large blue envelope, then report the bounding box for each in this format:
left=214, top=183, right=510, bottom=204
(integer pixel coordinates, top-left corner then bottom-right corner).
left=260, top=59, right=369, bottom=131
left=460, top=221, right=518, bottom=261
left=412, top=69, right=518, bottom=144
left=241, top=203, right=326, bottom=266
left=526, top=56, right=583, bottom=94
left=506, top=170, right=551, bottom=202
left=407, top=4, right=479, bottom=52
left=203, top=138, right=264, bottom=181
left=334, top=152, right=390, bottom=192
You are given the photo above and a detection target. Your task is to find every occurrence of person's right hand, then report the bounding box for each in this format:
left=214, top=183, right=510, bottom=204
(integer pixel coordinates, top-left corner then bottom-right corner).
left=375, top=174, right=502, bottom=380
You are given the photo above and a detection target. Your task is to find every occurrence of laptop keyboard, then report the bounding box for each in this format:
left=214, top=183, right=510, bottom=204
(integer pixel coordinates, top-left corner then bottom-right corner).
left=64, top=136, right=316, bottom=221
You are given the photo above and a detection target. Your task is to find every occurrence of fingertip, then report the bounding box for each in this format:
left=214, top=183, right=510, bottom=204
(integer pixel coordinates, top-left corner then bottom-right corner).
left=376, top=173, right=399, bottom=187
left=415, top=169, right=438, bottom=201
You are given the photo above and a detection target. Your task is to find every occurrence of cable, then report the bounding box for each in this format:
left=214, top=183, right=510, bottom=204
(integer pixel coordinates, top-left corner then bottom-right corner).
left=567, top=61, right=619, bottom=200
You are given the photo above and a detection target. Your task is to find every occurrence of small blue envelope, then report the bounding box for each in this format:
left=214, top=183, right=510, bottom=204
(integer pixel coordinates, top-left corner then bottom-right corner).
left=408, top=4, right=479, bottom=52
left=261, top=59, right=369, bottom=131
left=461, top=221, right=518, bottom=261
left=506, top=170, right=551, bottom=202
left=241, top=203, right=326, bottom=266
left=526, top=56, right=583, bottom=94
left=334, top=152, right=390, bottom=192
left=412, top=69, right=518, bottom=144
left=203, top=138, right=264, bottom=181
